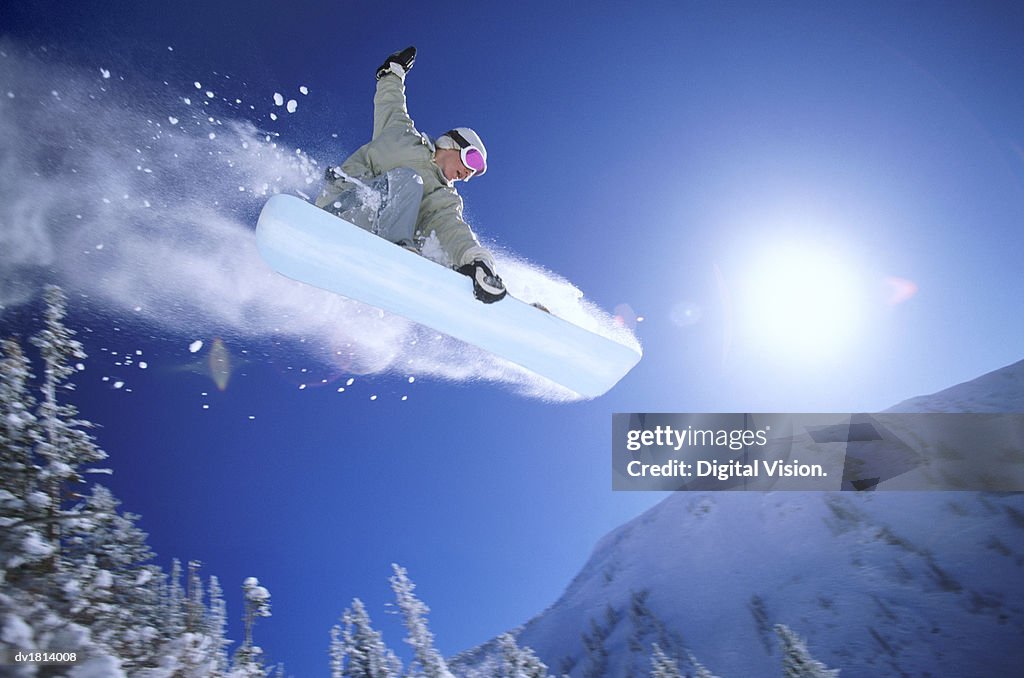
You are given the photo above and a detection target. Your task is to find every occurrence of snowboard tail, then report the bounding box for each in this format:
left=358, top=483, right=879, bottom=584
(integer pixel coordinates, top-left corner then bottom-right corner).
left=255, top=194, right=641, bottom=398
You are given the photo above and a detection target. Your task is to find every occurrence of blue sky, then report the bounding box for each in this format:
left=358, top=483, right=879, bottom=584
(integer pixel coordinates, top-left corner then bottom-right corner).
left=3, top=1, right=1024, bottom=675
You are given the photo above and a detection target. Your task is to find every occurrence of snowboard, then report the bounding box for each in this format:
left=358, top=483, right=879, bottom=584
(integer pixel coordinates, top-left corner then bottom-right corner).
left=255, top=194, right=641, bottom=398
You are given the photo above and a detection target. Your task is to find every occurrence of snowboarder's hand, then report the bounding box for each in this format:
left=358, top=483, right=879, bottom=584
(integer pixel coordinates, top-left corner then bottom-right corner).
left=376, top=46, right=417, bottom=81
left=457, top=260, right=507, bottom=304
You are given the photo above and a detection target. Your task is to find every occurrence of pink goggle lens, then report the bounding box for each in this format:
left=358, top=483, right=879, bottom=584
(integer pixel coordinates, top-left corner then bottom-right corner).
left=463, top=148, right=486, bottom=174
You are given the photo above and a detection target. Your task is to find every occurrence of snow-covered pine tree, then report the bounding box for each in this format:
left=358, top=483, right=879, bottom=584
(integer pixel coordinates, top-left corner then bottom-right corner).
left=687, top=651, right=721, bottom=678
left=29, top=285, right=107, bottom=573
left=155, top=557, right=218, bottom=675
left=495, top=632, right=551, bottom=678
left=0, top=338, right=48, bottom=591
left=0, top=336, right=66, bottom=673
left=330, top=597, right=402, bottom=678
left=232, top=576, right=272, bottom=676
left=209, top=575, right=232, bottom=675
left=648, top=644, right=681, bottom=678
left=775, top=624, right=841, bottom=677
left=166, top=557, right=187, bottom=638
left=581, top=606, right=618, bottom=678
left=625, top=589, right=685, bottom=677
left=186, top=560, right=206, bottom=633
left=389, top=564, right=454, bottom=678
left=62, top=484, right=165, bottom=671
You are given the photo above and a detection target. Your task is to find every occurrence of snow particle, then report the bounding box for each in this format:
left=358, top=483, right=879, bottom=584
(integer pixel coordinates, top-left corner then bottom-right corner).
left=208, top=132, right=216, bottom=140
left=273, top=92, right=284, bottom=106
left=100, top=68, right=111, bottom=79
left=194, top=82, right=202, bottom=89
left=139, top=362, right=148, bottom=369
left=189, top=340, right=204, bottom=353
left=300, top=86, right=309, bottom=95
left=286, top=99, right=297, bottom=113
left=168, top=116, right=179, bottom=125
left=113, top=381, right=125, bottom=390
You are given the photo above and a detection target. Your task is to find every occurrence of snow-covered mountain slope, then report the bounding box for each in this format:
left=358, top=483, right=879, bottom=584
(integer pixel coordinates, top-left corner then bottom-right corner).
left=454, top=360, right=1024, bottom=677
left=886, top=359, right=1024, bottom=413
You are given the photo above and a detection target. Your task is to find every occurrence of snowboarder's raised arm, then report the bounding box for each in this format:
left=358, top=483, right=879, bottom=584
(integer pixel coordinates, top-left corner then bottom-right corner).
left=372, top=47, right=417, bottom=140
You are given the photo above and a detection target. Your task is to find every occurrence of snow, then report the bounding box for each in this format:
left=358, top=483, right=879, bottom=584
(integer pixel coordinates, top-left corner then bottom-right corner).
left=286, top=99, right=297, bottom=113
left=22, top=531, right=56, bottom=557
left=189, top=340, right=203, bottom=353
left=1, top=613, right=33, bottom=646
left=273, top=92, right=284, bottom=106
left=26, top=491, right=50, bottom=509
left=94, top=569, right=113, bottom=589
left=69, top=654, right=126, bottom=678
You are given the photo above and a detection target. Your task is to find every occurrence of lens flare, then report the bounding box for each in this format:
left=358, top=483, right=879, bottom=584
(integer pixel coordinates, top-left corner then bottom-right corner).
left=884, top=276, right=919, bottom=305
left=669, top=301, right=703, bottom=327
left=207, top=337, right=232, bottom=391
left=613, top=303, right=639, bottom=329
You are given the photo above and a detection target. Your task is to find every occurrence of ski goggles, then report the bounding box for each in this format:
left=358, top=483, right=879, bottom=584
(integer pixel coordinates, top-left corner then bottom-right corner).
left=445, top=129, right=487, bottom=178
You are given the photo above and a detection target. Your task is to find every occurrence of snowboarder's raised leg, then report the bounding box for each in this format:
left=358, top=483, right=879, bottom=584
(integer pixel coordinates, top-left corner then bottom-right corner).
left=318, top=167, right=424, bottom=250
left=375, top=167, right=424, bottom=247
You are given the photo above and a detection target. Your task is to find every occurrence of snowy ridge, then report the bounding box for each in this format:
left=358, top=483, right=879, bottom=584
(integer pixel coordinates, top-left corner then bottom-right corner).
left=453, top=360, right=1024, bottom=677
left=886, top=359, right=1024, bottom=413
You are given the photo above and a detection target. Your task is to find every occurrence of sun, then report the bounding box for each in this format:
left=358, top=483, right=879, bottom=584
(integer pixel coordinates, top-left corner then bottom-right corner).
left=736, top=240, right=868, bottom=365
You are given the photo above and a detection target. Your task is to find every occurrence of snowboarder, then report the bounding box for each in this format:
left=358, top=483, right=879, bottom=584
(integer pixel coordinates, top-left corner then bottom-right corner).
left=316, top=46, right=507, bottom=303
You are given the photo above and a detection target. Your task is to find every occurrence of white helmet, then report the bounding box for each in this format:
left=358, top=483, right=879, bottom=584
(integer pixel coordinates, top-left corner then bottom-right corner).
left=437, top=127, right=488, bottom=178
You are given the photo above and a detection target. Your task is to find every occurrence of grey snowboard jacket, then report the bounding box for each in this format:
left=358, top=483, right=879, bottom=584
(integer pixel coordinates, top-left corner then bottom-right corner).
left=315, top=73, right=495, bottom=270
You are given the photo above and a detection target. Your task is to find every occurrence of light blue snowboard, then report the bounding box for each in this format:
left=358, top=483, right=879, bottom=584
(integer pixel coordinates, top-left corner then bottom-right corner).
left=255, top=195, right=641, bottom=398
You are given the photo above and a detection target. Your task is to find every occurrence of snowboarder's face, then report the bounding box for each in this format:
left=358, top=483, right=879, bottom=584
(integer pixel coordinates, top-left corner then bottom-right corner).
left=435, top=148, right=474, bottom=183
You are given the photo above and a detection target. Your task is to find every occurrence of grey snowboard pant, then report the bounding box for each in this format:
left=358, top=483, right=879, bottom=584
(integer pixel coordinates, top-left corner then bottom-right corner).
left=320, top=167, right=425, bottom=245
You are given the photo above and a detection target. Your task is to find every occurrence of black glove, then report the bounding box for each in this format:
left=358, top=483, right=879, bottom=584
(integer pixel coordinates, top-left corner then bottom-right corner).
left=457, top=260, right=507, bottom=304
left=376, top=46, right=417, bottom=80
